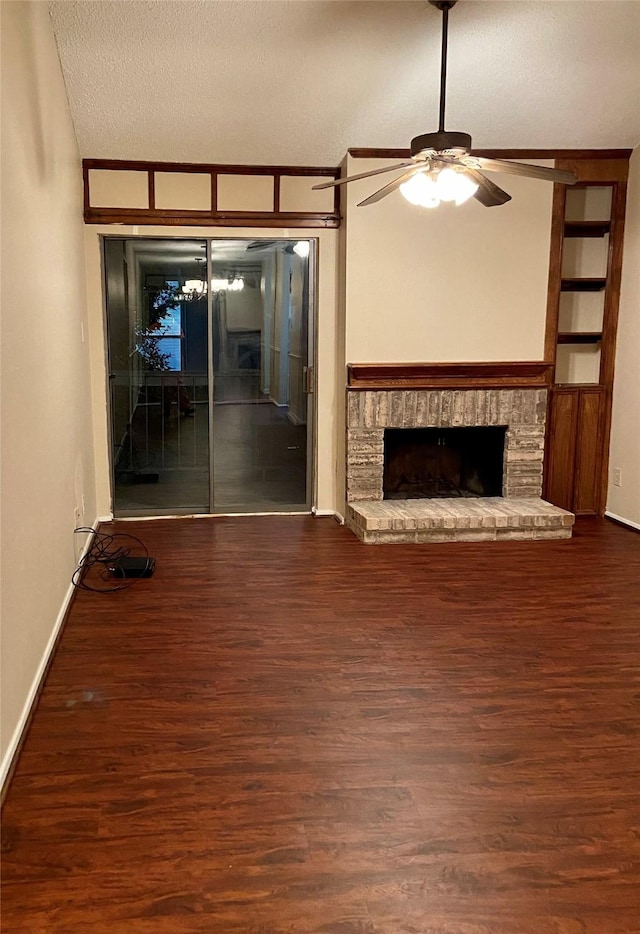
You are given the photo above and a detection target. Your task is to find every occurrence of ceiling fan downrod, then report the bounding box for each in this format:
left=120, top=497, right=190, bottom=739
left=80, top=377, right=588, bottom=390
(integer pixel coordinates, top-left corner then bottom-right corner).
left=413, top=1, right=470, bottom=158
left=430, top=0, right=457, bottom=131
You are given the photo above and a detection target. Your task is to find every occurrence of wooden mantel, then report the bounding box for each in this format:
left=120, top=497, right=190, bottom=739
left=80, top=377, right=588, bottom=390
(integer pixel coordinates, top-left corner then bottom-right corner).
left=347, top=362, right=554, bottom=390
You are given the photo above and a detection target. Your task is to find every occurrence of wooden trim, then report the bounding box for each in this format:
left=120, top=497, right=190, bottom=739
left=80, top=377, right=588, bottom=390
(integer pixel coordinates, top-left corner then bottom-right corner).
left=210, top=172, right=217, bottom=213
left=147, top=171, right=155, bottom=211
left=347, top=148, right=412, bottom=160
left=556, top=159, right=630, bottom=184
left=600, top=180, right=628, bottom=390
left=82, top=161, right=90, bottom=215
left=347, top=362, right=553, bottom=390
left=557, top=332, right=602, bottom=345
left=273, top=174, right=281, bottom=213
left=348, top=148, right=633, bottom=161
left=544, top=181, right=567, bottom=365
left=84, top=159, right=341, bottom=227
left=83, top=158, right=340, bottom=177
left=84, top=209, right=340, bottom=229
left=597, top=178, right=628, bottom=514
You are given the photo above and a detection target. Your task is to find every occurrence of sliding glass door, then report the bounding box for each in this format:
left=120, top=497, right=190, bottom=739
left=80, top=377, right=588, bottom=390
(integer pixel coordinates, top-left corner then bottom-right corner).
left=103, top=237, right=313, bottom=516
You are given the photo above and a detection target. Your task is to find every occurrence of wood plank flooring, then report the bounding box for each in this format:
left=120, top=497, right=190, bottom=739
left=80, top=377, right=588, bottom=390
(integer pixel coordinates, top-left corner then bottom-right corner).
left=2, top=516, right=640, bottom=933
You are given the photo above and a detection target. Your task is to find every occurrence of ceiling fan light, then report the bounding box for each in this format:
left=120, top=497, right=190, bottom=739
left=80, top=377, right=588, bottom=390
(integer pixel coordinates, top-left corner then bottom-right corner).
left=434, top=167, right=460, bottom=202
left=293, top=240, right=310, bottom=258
left=434, top=167, right=479, bottom=205
left=452, top=172, right=479, bottom=206
left=400, top=172, right=440, bottom=208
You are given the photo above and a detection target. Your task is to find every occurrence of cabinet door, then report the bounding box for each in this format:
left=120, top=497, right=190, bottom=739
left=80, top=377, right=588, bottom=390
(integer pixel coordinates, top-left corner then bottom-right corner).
left=573, top=387, right=604, bottom=515
left=545, top=389, right=579, bottom=511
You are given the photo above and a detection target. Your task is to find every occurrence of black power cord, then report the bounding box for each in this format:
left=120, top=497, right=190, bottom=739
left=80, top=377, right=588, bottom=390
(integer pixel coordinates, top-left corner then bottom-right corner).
left=72, top=528, right=150, bottom=593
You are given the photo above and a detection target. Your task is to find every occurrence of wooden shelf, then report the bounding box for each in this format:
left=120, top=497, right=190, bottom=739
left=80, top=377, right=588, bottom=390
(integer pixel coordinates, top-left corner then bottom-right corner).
left=555, top=382, right=601, bottom=388
left=563, top=220, right=611, bottom=238
left=557, top=332, right=603, bottom=345
left=560, top=278, right=607, bottom=292
left=545, top=157, right=630, bottom=518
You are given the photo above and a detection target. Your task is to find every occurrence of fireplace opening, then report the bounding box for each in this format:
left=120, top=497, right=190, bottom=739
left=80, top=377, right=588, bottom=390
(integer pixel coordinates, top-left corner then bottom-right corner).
left=383, top=427, right=506, bottom=500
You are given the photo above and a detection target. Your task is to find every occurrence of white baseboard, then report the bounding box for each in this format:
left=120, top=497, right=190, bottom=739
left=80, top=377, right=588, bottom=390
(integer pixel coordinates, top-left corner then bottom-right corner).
left=605, top=511, right=640, bottom=532
left=0, top=518, right=100, bottom=792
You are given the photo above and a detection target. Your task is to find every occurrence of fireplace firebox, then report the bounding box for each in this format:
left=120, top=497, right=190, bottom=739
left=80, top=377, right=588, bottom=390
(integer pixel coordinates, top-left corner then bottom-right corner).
left=383, top=427, right=506, bottom=500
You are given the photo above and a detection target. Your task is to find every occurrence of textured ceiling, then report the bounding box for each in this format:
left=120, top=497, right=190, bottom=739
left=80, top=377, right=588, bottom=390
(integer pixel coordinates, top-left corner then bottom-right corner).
left=49, top=0, right=640, bottom=166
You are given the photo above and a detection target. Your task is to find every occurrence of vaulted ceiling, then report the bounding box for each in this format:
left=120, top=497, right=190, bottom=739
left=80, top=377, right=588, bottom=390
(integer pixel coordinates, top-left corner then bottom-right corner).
left=49, top=0, right=640, bottom=166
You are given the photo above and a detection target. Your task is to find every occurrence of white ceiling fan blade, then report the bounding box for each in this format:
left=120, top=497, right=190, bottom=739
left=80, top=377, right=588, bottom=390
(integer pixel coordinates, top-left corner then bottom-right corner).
left=357, top=166, right=425, bottom=207
left=464, top=157, right=577, bottom=185
left=312, top=162, right=415, bottom=190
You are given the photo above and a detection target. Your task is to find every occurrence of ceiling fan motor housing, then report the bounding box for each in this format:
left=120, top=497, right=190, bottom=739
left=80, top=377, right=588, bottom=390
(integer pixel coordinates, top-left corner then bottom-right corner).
left=410, top=131, right=472, bottom=159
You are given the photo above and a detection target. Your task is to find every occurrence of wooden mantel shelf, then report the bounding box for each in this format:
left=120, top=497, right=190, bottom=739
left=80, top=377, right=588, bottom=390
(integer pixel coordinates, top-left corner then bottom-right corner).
left=347, top=362, right=553, bottom=390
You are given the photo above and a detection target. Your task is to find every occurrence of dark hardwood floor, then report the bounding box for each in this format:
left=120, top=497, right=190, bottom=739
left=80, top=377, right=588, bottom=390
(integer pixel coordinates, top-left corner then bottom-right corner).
left=2, top=516, right=640, bottom=933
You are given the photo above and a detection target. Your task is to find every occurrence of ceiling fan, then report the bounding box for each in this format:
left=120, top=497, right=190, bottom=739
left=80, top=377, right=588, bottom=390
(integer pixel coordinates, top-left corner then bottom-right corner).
left=313, top=0, right=577, bottom=209
left=246, top=240, right=295, bottom=253
left=246, top=240, right=310, bottom=257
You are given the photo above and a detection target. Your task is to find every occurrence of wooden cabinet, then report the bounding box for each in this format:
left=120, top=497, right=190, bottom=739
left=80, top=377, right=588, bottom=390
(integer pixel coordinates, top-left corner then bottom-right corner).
left=546, top=386, right=604, bottom=514
left=543, top=156, right=630, bottom=515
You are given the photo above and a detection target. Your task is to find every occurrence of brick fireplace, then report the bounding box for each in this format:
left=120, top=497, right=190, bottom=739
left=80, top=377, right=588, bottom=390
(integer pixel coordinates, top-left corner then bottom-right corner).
left=344, top=365, right=574, bottom=544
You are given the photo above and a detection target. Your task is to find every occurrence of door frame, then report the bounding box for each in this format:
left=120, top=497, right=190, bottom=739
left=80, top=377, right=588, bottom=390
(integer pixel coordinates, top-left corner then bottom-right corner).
left=101, top=233, right=318, bottom=517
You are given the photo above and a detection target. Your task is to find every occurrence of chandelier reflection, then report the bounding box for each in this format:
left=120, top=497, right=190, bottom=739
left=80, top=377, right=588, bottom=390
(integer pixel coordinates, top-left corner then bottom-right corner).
left=181, top=260, right=244, bottom=301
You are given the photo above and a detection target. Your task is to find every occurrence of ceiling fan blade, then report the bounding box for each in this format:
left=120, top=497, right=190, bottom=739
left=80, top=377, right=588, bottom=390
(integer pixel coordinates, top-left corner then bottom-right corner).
left=357, top=166, right=424, bottom=207
left=464, top=169, right=512, bottom=207
left=467, top=157, right=577, bottom=186
left=246, top=240, right=278, bottom=251
left=311, top=162, right=415, bottom=190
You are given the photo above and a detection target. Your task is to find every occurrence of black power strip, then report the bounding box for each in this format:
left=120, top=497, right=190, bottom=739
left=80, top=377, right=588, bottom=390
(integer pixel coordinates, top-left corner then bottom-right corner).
left=107, top=557, right=156, bottom=578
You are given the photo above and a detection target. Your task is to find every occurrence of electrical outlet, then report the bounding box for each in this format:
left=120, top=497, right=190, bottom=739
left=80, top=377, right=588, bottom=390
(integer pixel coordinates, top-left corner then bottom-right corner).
left=613, top=468, right=622, bottom=488
left=73, top=508, right=84, bottom=563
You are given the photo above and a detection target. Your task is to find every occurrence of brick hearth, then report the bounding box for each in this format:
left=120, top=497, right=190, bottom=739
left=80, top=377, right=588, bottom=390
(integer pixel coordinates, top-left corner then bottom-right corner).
left=345, top=387, right=574, bottom=544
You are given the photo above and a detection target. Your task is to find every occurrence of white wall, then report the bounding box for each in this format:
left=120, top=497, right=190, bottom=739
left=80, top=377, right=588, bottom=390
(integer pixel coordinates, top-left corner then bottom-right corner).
left=607, top=146, right=640, bottom=528
left=225, top=284, right=263, bottom=332
left=1, top=2, right=97, bottom=783
left=344, top=157, right=554, bottom=363
left=84, top=227, right=339, bottom=515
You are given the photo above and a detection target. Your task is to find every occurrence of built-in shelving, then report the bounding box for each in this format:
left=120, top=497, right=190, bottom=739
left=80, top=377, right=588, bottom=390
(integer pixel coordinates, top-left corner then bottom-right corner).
left=560, top=278, right=607, bottom=292
left=563, top=220, right=611, bottom=238
left=557, top=332, right=603, bottom=345
left=544, top=157, right=630, bottom=517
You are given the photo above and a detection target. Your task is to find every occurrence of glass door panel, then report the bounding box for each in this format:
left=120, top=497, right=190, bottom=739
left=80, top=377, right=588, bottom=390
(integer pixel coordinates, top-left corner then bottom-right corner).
left=104, top=238, right=210, bottom=516
left=104, top=237, right=313, bottom=516
left=210, top=239, right=311, bottom=512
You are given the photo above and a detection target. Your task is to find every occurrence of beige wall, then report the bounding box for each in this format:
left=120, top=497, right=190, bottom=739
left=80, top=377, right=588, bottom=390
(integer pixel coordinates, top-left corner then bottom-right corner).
left=1, top=2, right=97, bottom=781
left=344, top=157, right=554, bottom=363
left=84, top=227, right=339, bottom=515
left=607, top=146, right=640, bottom=528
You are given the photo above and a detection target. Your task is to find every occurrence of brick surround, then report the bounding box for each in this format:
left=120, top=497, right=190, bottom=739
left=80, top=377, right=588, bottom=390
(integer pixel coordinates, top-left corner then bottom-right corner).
left=345, top=387, right=575, bottom=543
